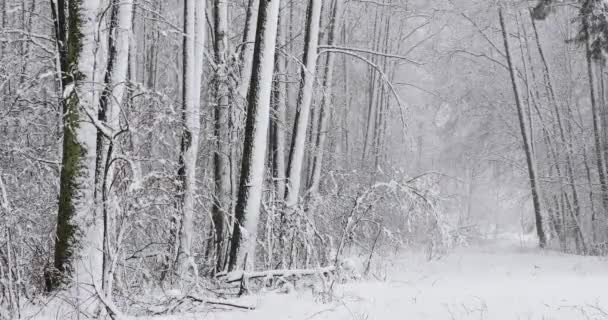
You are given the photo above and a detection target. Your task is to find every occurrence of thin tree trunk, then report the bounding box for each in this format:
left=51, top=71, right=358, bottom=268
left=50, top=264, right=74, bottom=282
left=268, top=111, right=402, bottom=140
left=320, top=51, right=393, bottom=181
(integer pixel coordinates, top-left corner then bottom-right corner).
left=601, top=66, right=608, bottom=171
left=271, top=14, right=288, bottom=202
left=286, top=0, right=298, bottom=117
left=499, top=7, right=546, bottom=248
left=309, top=0, right=343, bottom=195
left=361, top=7, right=382, bottom=164
left=530, top=13, right=587, bottom=251
left=0, top=0, right=6, bottom=58
left=237, top=0, right=260, bottom=100
left=584, top=23, right=608, bottom=218
left=373, top=14, right=391, bottom=170
left=530, top=13, right=586, bottom=251
left=341, top=24, right=351, bottom=162
left=95, top=0, right=133, bottom=296
left=211, top=0, right=231, bottom=274
left=285, top=0, right=323, bottom=207
left=583, top=140, right=598, bottom=243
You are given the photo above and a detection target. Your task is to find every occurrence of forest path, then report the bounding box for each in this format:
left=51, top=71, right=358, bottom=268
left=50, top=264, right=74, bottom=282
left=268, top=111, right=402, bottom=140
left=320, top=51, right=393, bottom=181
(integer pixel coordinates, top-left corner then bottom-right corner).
left=158, top=235, right=608, bottom=320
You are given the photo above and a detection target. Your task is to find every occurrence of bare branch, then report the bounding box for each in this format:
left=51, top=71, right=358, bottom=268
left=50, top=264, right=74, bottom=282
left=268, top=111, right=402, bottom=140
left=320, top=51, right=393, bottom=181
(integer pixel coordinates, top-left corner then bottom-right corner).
left=318, top=45, right=422, bottom=65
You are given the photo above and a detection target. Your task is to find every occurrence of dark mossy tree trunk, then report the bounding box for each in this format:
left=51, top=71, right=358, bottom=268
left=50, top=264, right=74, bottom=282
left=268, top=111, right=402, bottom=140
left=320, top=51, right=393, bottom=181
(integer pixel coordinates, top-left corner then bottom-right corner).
left=50, top=0, right=103, bottom=291
left=499, top=7, right=546, bottom=248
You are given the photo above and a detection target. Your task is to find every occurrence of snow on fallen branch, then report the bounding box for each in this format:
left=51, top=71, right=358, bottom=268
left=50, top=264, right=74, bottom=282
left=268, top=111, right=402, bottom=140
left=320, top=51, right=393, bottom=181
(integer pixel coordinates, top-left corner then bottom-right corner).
left=219, top=266, right=336, bottom=283
left=149, top=294, right=256, bottom=314
left=185, top=295, right=256, bottom=310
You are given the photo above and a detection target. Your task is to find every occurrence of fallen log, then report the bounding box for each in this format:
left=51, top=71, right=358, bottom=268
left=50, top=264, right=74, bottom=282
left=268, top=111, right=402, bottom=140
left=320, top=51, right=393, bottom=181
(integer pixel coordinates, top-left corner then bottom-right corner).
left=185, top=295, right=255, bottom=310
left=218, top=266, right=336, bottom=283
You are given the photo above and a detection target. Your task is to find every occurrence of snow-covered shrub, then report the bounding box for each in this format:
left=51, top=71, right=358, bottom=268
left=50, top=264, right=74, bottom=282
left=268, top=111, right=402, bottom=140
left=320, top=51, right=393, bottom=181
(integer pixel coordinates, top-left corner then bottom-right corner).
left=255, top=167, right=454, bottom=280
left=323, top=169, right=453, bottom=263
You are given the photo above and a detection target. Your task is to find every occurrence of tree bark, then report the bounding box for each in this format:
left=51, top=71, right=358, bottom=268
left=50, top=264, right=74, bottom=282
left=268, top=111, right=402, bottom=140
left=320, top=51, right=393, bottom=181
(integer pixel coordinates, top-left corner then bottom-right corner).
left=211, top=0, right=231, bottom=274
left=95, top=0, right=133, bottom=296
left=361, top=7, right=382, bottom=164
left=285, top=0, right=323, bottom=207
left=51, top=0, right=105, bottom=291
left=271, top=14, right=288, bottom=202
left=584, top=22, right=608, bottom=219
left=530, top=13, right=586, bottom=251
left=174, top=0, right=206, bottom=278
left=228, top=0, right=282, bottom=272
left=499, top=7, right=546, bottom=248
left=309, top=0, right=344, bottom=195
left=237, top=0, right=260, bottom=100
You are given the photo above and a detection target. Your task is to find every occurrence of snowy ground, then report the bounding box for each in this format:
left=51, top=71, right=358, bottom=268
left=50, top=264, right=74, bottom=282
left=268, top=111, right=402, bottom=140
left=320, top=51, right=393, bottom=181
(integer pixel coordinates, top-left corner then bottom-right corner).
left=152, top=234, right=608, bottom=320
left=24, top=234, right=608, bottom=319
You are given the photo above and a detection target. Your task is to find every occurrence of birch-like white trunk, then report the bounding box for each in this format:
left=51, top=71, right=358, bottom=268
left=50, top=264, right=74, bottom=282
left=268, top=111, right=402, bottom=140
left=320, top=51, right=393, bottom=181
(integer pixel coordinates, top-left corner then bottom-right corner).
left=271, top=13, right=288, bottom=201
left=285, top=0, right=323, bottom=207
left=106, top=0, right=132, bottom=128
left=309, top=0, right=343, bottom=194
left=176, top=0, right=206, bottom=277
left=75, top=0, right=106, bottom=288
left=212, top=0, right=231, bottom=273
left=97, top=0, right=133, bottom=296
left=228, top=0, right=282, bottom=272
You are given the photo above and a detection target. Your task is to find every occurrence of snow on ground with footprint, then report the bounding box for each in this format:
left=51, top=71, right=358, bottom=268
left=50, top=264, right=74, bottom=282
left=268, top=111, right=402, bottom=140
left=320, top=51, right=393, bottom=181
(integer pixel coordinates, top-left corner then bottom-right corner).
left=151, top=234, right=608, bottom=320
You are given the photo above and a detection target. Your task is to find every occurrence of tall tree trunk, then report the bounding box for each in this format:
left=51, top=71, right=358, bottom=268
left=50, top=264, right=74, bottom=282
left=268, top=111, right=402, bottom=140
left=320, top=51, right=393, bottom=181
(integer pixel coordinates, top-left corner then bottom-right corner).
left=309, top=0, right=344, bottom=195
left=174, top=0, right=206, bottom=277
left=211, top=0, right=231, bottom=274
left=227, top=0, right=282, bottom=272
left=583, top=140, right=598, bottom=243
left=361, top=7, right=382, bottom=164
left=95, top=0, right=133, bottom=296
left=126, top=0, right=142, bottom=185
left=228, top=0, right=259, bottom=247
left=0, top=0, right=6, bottom=58
left=341, top=24, right=351, bottom=163
left=373, top=14, right=391, bottom=170
left=271, top=14, right=288, bottom=202
left=51, top=0, right=105, bottom=291
left=584, top=22, right=608, bottom=218
left=237, top=0, right=260, bottom=100
left=530, top=13, right=586, bottom=251
left=285, top=0, right=323, bottom=207
left=499, top=7, right=546, bottom=248
left=286, top=0, right=298, bottom=118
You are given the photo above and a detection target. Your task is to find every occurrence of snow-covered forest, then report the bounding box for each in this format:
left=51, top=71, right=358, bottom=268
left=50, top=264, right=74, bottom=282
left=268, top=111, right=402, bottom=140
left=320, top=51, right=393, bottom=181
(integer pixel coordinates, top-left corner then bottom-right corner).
left=2, top=0, right=608, bottom=319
